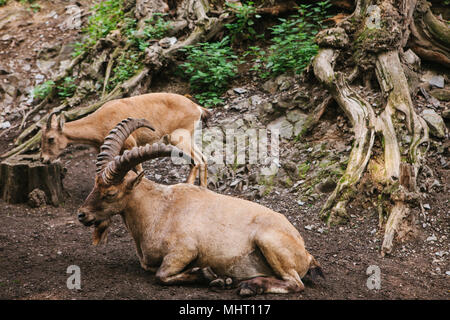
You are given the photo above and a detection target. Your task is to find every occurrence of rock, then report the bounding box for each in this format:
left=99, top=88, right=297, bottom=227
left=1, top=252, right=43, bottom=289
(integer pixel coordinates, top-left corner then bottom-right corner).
left=0, top=121, right=11, bottom=129
left=59, top=5, right=82, bottom=30
left=233, top=87, right=247, bottom=94
left=286, top=109, right=307, bottom=123
left=423, top=203, right=431, bottom=210
left=230, top=99, right=250, bottom=112
left=446, top=271, right=450, bottom=276
left=249, top=95, right=263, bottom=106
left=159, top=37, right=177, bottom=48
left=430, top=88, right=450, bottom=102
left=267, top=116, right=293, bottom=139
left=315, top=178, right=337, bottom=193
left=429, top=75, right=444, bottom=89
left=421, top=109, right=446, bottom=138
left=28, top=188, right=47, bottom=208
left=262, top=79, right=277, bottom=94
left=442, top=109, right=450, bottom=120
left=304, top=225, right=313, bottom=230
left=258, top=102, right=274, bottom=114
left=426, top=234, right=437, bottom=242
left=403, top=49, right=420, bottom=69
left=276, top=75, right=292, bottom=91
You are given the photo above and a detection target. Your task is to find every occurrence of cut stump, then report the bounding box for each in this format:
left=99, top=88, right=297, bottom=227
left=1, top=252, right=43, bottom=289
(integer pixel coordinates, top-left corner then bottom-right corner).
left=0, top=154, right=64, bottom=206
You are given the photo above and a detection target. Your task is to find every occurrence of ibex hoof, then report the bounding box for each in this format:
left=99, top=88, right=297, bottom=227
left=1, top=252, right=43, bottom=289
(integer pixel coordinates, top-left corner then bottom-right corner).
left=209, top=277, right=234, bottom=289
left=237, top=281, right=264, bottom=296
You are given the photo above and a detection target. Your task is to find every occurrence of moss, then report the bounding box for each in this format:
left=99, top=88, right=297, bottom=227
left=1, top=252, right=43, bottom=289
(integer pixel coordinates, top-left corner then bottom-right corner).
left=298, top=162, right=311, bottom=179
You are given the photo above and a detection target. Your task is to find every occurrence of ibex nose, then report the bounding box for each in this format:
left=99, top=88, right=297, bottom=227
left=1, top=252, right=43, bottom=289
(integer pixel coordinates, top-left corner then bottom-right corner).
left=78, top=212, right=86, bottom=220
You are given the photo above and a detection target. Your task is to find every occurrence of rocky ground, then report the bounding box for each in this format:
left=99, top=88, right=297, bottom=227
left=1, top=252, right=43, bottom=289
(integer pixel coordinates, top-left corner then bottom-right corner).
left=0, top=0, right=449, bottom=300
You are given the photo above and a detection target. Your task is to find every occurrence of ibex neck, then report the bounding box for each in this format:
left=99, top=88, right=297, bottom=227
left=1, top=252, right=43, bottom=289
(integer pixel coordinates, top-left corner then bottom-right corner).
left=63, top=118, right=104, bottom=147
left=122, top=179, right=166, bottom=241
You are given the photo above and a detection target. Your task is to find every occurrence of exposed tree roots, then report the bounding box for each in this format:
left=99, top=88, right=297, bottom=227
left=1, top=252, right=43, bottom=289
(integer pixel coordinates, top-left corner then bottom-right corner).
left=312, top=0, right=438, bottom=255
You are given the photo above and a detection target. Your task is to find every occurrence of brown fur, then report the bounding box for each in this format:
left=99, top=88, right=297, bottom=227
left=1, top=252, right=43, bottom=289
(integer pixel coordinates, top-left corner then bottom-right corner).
left=78, top=171, right=322, bottom=296
left=41, top=93, right=209, bottom=186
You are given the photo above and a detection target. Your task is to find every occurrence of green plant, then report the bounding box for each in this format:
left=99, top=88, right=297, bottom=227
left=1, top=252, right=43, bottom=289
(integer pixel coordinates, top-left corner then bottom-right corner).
left=108, top=52, right=142, bottom=90
left=0, top=0, right=8, bottom=7
left=32, top=81, right=55, bottom=100
left=125, top=13, right=171, bottom=51
left=253, top=1, right=332, bottom=77
left=73, top=0, right=124, bottom=57
left=179, top=37, right=238, bottom=106
left=225, top=1, right=261, bottom=43
left=57, top=77, right=77, bottom=98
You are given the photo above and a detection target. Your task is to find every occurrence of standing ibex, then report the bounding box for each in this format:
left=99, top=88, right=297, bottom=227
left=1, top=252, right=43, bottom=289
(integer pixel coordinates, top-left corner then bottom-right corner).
left=41, top=93, right=210, bottom=186
left=78, top=118, right=324, bottom=296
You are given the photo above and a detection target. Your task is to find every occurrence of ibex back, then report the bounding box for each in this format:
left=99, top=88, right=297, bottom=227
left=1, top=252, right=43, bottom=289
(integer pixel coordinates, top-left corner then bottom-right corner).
left=78, top=118, right=324, bottom=296
left=41, top=93, right=210, bottom=186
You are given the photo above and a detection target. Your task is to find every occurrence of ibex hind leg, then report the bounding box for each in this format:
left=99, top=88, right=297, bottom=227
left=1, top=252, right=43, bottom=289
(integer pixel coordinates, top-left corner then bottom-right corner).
left=237, top=232, right=306, bottom=296
left=167, top=129, right=206, bottom=186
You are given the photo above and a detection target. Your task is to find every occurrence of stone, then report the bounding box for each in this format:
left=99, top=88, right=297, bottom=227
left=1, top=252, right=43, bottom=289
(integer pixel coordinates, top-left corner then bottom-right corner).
left=233, top=87, right=247, bottom=94
left=429, top=75, right=444, bottom=89
left=0, top=121, right=11, bottom=129
left=249, top=95, right=263, bottom=106
left=426, top=234, right=437, bottom=242
left=28, top=188, right=47, bottom=208
left=430, top=88, right=450, bottom=102
left=403, top=49, right=420, bottom=69
left=267, top=116, right=293, bottom=139
left=421, top=109, right=446, bottom=138
left=442, top=109, right=450, bottom=120
left=423, top=203, right=431, bottom=210
left=159, top=37, right=177, bottom=48
left=315, top=178, right=337, bottom=193
left=286, top=109, right=307, bottom=123
left=262, top=79, right=277, bottom=94
left=258, top=102, right=274, bottom=114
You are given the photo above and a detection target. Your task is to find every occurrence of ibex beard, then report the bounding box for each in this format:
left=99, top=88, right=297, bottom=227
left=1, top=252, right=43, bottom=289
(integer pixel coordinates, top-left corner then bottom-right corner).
left=78, top=118, right=324, bottom=296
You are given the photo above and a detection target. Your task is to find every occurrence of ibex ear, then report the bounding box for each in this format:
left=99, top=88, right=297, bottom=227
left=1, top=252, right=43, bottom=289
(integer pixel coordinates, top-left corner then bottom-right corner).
left=47, top=112, right=58, bottom=129
left=58, top=112, right=66, bottom=131
left=126, top=171, right=145, bottom=190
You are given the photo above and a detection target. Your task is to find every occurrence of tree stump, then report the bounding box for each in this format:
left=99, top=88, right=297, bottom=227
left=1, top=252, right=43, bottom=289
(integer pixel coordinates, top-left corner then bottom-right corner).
left=0, top=154, right=64, bottom=206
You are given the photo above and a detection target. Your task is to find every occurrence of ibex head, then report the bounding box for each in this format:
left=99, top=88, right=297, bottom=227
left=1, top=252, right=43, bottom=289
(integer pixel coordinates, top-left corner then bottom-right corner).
left=40, top=112, right=67, bottom=164
left=77, top=118, right=192, bottom=244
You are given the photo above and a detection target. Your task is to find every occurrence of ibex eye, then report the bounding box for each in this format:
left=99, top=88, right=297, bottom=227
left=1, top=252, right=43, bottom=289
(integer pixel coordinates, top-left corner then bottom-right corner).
left=48, top=138, right=55, bottom=144
left=104, top=191, right=117, bottom=199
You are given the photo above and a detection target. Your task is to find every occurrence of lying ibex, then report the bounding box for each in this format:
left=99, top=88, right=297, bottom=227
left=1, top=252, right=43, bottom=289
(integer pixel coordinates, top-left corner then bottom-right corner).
left=78, top=118, right=324, bottom=296
left=41, top=93, right=210, bottom=186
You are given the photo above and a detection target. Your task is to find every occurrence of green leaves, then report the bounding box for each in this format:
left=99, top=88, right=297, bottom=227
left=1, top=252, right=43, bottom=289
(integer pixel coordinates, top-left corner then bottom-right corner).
left=32, top=81, right=55, bottom=100
left=179, top=37, right=238, bottom=106
left=108, top=52, right=142, bottom=91
left=225, top=1, right=260, bottom=43
left=260, top=1, right=332, bottom=77
left=72, top=0, right=124, bottom=57
left=57, top=77, right=77, bottom=98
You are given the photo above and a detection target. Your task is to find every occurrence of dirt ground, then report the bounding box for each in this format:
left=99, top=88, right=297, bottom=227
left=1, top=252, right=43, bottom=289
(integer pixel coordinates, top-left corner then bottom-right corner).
left=0, top=0, right=449, bottom=300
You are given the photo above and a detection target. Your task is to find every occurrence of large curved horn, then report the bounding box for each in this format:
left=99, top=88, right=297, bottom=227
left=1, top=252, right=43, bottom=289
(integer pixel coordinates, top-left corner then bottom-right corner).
left=96, top=118, right=155, bottom=173
left=101, top=143, right=194, bottom=185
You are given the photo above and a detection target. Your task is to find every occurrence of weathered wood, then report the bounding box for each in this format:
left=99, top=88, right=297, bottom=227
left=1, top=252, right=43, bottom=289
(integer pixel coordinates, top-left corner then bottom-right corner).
left=0, top=154, right=64, bottom=206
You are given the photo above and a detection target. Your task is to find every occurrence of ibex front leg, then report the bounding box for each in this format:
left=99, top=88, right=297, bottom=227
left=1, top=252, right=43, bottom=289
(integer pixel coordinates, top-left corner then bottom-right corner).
left=155, top=251, right=218, bottom=285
